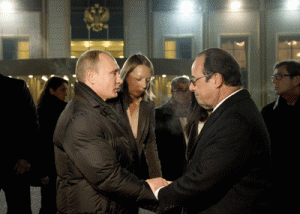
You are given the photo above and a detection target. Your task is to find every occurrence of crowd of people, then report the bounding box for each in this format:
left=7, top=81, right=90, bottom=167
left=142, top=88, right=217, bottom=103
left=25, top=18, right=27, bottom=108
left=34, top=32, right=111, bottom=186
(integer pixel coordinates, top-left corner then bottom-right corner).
left=2, top=47, right=297, bottom=213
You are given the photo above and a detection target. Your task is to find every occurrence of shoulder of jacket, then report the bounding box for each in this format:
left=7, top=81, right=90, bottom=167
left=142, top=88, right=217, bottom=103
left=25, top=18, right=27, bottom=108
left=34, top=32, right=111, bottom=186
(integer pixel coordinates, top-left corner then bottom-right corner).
left=261, top=101, right=276, bottom=113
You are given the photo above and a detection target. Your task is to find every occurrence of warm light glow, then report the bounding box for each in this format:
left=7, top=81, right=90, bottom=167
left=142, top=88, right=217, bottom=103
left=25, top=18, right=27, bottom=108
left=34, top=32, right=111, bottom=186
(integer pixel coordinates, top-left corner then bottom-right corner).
left=84, top=41, right=90, bottom=48
left=162, top=75, right=167, bottom=78
left=287, top=0, right=299, bottom=10
left=63, top=75, right=69, bottom=81
left=297, top=52, right=300, bottom=57
left=0, top=1, right=14, bottom=13
left=42, top=76, right=48, bottom=81
left=28, top=75, right=33, bottom=78
left=231, top=1, right=241, bottom=10
left=102, top=41, right=111, bottom=48
left=235, top=41, right=245, bottom=47
left=287, top=41, right=298, bottom=46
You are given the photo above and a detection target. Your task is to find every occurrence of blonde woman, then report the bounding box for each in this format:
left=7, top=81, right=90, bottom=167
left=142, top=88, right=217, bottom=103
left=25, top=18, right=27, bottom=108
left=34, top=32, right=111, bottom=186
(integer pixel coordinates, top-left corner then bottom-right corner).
left=110, top=53, right=162, bottom=179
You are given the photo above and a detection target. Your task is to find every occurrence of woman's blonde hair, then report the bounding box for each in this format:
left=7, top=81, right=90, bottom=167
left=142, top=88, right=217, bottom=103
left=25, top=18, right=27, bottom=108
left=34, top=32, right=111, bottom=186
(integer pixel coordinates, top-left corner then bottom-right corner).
left=120, top=54, right=155, bottom=101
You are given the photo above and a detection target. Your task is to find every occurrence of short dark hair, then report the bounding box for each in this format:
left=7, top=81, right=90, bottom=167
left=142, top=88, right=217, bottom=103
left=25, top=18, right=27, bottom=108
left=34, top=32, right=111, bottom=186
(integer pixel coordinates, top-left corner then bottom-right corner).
left=198, top=48, right=242, bottom=87
left=274, top=60, right=300, bottom=78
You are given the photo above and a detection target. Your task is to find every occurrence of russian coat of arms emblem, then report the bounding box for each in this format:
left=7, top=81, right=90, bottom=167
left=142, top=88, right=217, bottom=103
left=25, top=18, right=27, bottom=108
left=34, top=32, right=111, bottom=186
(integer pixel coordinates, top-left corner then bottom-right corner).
left=83, top=4, right=110, bottom=32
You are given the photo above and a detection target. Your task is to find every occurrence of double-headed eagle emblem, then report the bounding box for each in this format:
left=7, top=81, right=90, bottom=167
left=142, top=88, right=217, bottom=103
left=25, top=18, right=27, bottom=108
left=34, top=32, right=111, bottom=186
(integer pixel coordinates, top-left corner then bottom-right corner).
left=84, top=4, right=110, bottom=32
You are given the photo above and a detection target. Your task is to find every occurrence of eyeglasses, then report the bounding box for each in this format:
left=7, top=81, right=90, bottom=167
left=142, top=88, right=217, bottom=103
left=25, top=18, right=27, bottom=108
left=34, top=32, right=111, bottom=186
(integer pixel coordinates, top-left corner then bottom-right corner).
left=271, top=73, right=296, bottom=81
left=190, top=75, right=207, bottom=86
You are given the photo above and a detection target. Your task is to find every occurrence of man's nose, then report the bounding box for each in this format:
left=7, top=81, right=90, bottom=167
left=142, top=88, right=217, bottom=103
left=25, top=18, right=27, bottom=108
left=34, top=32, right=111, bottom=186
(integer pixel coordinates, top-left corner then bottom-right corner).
left=189, top=83, right=195, bottom=92
left=117, top=73, right=123, bottom=85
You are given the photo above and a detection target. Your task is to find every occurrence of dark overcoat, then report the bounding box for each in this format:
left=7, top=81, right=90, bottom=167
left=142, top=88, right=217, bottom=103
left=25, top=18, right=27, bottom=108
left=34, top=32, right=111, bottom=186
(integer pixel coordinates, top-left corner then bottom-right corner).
left=0, top=74, right=39, bottom=174
left=37, top=94, right=67, bottom=178
left=155, top=100, right=187, bottom=181
left=158, top=90, right=271, bottom=214
left=53, top=82, right=157, bottom=214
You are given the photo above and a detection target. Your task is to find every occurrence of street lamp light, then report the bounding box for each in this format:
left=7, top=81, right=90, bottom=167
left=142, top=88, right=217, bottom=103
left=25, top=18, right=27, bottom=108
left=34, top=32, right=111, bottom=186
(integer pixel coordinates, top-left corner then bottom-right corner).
left=179, top=0, right=195, bottom=13
left=287, top=0, right=299, bottom=10
left=230, top=1, right=242, bottom=10
left=0, top=1, right=14, bottom=13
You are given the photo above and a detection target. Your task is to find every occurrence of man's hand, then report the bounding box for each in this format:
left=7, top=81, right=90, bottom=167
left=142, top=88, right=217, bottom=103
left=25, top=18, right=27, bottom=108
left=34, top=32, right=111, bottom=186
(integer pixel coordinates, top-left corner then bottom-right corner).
left=14, top=159, right=31, bottom=175
left=41, top=176, right=49, bottom=185
left=146, top=177, right=172, bottom=195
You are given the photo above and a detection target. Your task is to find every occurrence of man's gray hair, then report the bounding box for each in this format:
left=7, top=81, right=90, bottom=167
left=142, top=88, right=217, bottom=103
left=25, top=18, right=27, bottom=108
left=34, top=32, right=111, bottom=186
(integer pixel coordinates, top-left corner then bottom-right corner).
left=171, top=76, right=190, bottom=91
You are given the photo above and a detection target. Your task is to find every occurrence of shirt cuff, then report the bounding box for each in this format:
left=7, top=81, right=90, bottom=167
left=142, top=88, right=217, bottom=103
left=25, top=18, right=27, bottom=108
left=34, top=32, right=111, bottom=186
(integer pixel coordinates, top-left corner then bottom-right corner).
left=154, top=187, right=164, bottom=199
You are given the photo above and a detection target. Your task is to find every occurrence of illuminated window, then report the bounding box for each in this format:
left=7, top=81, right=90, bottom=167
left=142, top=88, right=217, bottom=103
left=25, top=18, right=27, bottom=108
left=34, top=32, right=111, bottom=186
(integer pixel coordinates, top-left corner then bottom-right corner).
left=221, top=36, right=249, bottom=89
left=70, top=40, right=124, bottom=59
left=165, top=40, right=176, bottom=59
left=18, top=39, right=30, bottom=59
left=2, top=37, right=30, bottom=60
left=278, top=35, right=300, bottom=61
left=165, top=37, right=192, bottom=60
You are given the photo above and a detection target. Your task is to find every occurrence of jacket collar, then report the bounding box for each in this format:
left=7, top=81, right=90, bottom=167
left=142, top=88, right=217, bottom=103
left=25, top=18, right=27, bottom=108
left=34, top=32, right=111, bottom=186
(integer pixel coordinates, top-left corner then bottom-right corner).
left=75, top=81, right=123, bottom=124
left=187, top=89, right=250, bottom=160
left=75, top=81, right=104, bottom=108
left=273, top=95, right=300, bottom=110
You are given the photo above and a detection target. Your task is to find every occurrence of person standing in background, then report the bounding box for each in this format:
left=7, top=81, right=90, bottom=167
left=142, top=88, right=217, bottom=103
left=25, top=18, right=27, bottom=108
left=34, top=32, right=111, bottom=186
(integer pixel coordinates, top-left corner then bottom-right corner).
left=155, top=76, right=191, bottom=182
left=261, top=60, right=300, bottom=213
left=37, top=77, right=68, bottom=214
left=0, top=73, right=39, bottom=214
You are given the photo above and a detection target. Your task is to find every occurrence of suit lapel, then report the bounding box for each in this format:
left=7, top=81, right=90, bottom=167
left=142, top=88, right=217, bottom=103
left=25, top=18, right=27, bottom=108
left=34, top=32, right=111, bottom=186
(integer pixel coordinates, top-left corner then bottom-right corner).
left=187, top=90, right=250, bottom=160
left=137, top=101, right=147, bottom=150
left=112, top=96, right=140, bottom=158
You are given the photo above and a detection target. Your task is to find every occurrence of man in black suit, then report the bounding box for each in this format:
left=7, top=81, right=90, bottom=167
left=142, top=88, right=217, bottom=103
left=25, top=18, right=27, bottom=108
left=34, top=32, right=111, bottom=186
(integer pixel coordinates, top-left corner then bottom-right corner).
left=261, top=60, right=300, bottom=212
left=155, top=76, right=190, bottom=182
left=0, top=74, right=40, bottom=213
left=147, top=48, right=271, bottom=213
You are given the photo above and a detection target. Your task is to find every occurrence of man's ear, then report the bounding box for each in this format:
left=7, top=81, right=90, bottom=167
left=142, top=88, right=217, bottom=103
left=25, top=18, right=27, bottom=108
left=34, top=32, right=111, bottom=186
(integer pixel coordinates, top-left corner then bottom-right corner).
left=293, top=76, right=300, bottom=87
left=212, top=73, right=224, bottom=88
left=86, top=69, right=95, bottom=84
left=49, top=88, right=55, bottom=95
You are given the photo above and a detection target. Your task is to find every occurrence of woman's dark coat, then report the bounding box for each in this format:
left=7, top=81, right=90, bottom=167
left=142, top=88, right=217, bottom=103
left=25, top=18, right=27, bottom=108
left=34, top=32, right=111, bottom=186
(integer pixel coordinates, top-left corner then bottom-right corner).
left=109, top=93, right=162, bottom=180
left=53, top=82, right=157, bottom=214
left=37, top=94, right=67, bottom=178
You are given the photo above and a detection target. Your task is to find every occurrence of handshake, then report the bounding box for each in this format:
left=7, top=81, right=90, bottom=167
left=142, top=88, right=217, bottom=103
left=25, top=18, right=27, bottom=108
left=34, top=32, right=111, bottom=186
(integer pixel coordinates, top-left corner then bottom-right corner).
left=146, top=177, right=172, bottom=199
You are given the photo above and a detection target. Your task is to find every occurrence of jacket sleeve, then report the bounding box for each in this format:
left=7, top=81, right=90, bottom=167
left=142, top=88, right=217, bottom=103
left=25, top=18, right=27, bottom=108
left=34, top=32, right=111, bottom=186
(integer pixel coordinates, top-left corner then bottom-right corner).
left=63, top=112, right=157, bottom=205
left=144, top=102, right=162, bottom=178
left=158, top=115, right=254, bottom=213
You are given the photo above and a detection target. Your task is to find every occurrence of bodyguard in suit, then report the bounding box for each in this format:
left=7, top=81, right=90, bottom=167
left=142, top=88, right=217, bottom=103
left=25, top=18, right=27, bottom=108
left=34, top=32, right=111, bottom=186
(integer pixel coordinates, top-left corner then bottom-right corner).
left=155, top=76, right=191, bottom=181
left=147, top=48, right=271, bottom=214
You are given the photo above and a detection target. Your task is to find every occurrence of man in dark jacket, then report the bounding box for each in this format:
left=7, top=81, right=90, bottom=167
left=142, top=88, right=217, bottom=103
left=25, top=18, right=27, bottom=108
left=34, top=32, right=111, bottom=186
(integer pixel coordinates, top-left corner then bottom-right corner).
left=261, top=60, right=300, bottom=213
left=147, top=48, right=271, bottom=213
left=53, top=50, right=167, bottom=214
left=155, top=76, right=191, bottom=181
left=0, top=74, right=39, bottom=214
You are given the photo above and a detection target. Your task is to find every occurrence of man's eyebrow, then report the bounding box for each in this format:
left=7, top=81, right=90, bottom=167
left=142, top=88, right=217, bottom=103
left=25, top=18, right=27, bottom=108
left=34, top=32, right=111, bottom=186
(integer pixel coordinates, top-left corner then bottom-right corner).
left=111, top=69, right=120, bottom=73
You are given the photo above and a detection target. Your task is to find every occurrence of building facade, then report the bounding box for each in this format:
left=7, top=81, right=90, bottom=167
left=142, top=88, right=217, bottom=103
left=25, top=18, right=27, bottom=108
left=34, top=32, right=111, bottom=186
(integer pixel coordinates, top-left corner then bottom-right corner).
left=0, top=0, right=299, bottom=108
